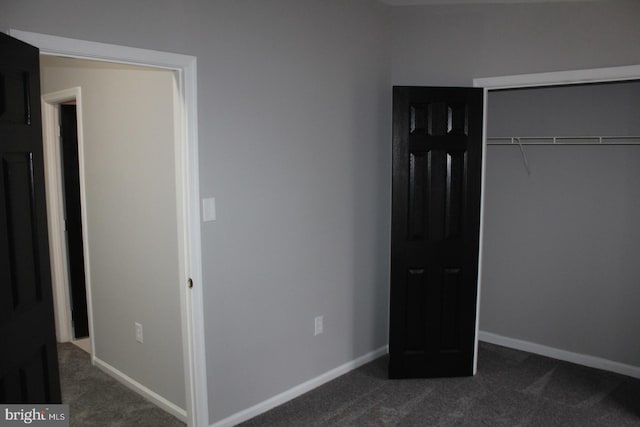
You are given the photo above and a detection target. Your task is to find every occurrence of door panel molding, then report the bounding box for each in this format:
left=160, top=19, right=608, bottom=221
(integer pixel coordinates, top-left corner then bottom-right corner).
left=9, top=29, right=207, bottom=427
left=389, top=86, right=483, bottom=379
left=0, top=31, right=61, bottom=404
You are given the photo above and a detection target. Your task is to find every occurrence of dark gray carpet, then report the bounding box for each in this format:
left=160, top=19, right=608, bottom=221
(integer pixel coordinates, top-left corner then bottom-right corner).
left=57, top=343, right=185, bottom=427
left=241, top=342, right=640, bottom=426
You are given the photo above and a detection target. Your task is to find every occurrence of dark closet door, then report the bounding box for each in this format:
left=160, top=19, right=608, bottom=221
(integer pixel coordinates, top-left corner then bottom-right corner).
left=60, top=105, right=88, bottom=339
left=0, top=33, right=62, bottom=403
left=389, top=86, right=483, bottom=379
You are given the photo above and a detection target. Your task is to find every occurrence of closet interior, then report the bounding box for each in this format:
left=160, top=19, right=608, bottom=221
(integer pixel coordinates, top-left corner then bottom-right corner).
left=479, top=80, right=640, bottom=372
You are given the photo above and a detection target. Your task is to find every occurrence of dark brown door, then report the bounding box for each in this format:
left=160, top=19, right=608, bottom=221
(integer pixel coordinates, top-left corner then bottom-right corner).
left=60, top=104, right=88, bottom=339
left=0, top=33, right=62, bottom=403
left=389, top=86, right=483, bottom=379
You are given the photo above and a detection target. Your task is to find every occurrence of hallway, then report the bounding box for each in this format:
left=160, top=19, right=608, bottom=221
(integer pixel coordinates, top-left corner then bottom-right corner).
left=58, top=343, right=184, bottom=426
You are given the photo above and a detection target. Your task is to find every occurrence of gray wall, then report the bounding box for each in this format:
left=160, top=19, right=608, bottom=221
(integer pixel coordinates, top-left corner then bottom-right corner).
left=391, top=1, right=640, bottom=369
left=482, top=144, right=640, bottom=366
left=0, top=0, right=391, bottom=423
left=40, top=57, right=185, bottom=409
left=489, top=81, right=640, bottom=137
left=391, top=1, right=640, bottom=86
left=197, top=2, right=390, bottom=421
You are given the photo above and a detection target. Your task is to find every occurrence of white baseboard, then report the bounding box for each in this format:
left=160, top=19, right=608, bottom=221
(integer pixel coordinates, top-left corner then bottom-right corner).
left=479, top=330, right=640, bottom=380
left=93, top=356, right=187, bottom=422
left=209, top=346, right=388, bottom=427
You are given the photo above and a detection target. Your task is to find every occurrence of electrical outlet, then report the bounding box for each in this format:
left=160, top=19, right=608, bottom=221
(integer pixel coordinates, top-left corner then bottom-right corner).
left=314, top=316, right=323, bottom=336
left=135, top=322, right=143, bottom=343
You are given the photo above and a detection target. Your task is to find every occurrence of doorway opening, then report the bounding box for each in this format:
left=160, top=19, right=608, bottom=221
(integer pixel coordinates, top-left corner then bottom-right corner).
left=40, top=56, right=188, bottom=421
left=41, top=89, right=90, bottom=355
left=473, top=65, right=640, bottom=379
left=10, top=29, right=208, bottom=427
left=59, top=102, right=89, bottom=349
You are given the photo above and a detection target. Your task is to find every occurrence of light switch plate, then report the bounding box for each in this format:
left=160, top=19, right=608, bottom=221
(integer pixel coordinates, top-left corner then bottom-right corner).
left=314, top=316, right=323, bottom=336
left=202, top=197, right=216, bottom=222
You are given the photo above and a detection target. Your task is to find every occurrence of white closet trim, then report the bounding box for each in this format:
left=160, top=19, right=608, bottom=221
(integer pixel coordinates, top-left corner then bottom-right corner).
left=474, top=64, right=640, bottom=90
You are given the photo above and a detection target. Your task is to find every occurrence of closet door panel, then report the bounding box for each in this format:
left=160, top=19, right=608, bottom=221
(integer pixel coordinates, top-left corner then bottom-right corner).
left=390, top=86, right=483, bottom=379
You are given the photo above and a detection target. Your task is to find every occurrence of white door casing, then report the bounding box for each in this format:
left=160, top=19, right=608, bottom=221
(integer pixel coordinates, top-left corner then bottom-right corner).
left=10, top=29, right=208, bottom=427
left=41, top=87, right=89, bottom=347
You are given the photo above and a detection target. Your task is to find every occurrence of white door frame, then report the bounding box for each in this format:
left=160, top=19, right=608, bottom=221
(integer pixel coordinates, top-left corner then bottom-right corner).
left=9, top=29, right=208, bottom=427
left=41, top=87, right=91, bottom=347
left=471, top=64, right=640, bottom=375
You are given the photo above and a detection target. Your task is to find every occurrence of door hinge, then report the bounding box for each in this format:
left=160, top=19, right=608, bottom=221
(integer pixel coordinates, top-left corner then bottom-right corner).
left=187, top=277, right=194, bottom=289
left=56, top=124, right=61, bottom=138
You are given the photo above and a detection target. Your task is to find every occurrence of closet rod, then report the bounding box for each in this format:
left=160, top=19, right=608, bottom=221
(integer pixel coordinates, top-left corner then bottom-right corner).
left=487, top=136, right=640, bottom=145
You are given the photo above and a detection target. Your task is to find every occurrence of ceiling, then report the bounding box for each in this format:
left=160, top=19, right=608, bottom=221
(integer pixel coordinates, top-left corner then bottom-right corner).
left=380, top=0, right=608, bottom=5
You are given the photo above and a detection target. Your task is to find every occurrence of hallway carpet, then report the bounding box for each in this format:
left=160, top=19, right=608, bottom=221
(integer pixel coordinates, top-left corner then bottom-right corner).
left=58, top=343, right=185, bottom=426
left=241, top=342, right=640, bottom=426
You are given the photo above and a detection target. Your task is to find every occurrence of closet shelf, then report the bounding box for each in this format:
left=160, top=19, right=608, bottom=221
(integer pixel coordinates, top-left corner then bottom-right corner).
left=487, top=136, right=640, bottom=145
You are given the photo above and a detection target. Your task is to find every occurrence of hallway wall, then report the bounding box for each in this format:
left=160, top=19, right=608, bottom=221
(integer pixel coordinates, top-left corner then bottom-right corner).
left=40, top=56, right=185, bottom=410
